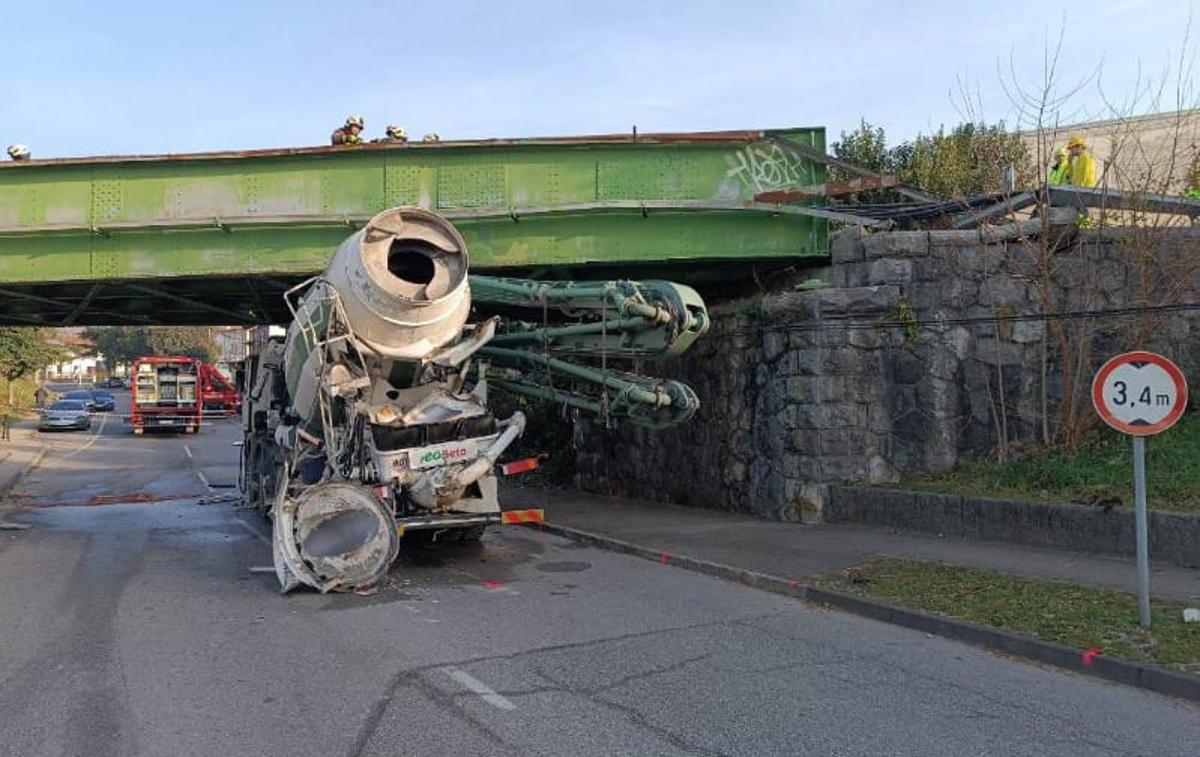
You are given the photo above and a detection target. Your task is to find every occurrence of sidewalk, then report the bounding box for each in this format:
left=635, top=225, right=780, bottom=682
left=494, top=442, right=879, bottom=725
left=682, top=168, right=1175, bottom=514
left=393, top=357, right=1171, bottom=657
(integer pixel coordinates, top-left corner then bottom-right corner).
left=0, top=420, right=46, bottom=506
left=509, top=486, right=1200, bottom=602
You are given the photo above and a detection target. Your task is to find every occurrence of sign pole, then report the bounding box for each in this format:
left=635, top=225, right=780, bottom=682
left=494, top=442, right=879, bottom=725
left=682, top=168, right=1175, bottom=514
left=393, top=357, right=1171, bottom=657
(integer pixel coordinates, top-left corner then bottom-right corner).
left=1093, top=350, right=1187, bottom=632
left=1132, top=435, right=1151, bottom=629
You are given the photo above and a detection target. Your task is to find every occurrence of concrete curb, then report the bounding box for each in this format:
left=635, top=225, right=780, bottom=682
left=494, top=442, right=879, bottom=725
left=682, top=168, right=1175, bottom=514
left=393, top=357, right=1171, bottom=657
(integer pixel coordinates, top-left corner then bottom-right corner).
left=528, top=520, right=1200, bottom=703
left=0, top=445, right=47, bottom=500
left=827, top=485, right=1200, bottom=568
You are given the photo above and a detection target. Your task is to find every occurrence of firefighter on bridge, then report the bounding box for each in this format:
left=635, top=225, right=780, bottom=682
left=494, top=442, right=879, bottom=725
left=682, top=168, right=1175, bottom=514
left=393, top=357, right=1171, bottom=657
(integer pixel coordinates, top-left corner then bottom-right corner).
left=372, top=125, right=407, bottom=143
left=331, top=116, right=365, bottom=146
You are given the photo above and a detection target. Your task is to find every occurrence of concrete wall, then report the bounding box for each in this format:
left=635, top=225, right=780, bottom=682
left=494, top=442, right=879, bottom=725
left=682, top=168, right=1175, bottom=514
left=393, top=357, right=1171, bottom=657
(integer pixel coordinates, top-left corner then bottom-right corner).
left=826, top=486, right=1200, bottom=568
left=575, top=224, right=1200, bottom=520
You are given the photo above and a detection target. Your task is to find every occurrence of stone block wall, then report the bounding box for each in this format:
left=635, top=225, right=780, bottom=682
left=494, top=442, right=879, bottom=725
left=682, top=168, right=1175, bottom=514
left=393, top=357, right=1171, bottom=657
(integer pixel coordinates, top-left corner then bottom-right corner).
left=575, top=225, right=1200, bottom=520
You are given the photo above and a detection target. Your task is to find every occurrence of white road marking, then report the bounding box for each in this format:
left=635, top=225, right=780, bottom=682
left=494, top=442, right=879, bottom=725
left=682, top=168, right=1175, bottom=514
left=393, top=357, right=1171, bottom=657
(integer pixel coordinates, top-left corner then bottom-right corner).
left=53, top=412, right=109, bottom=461
left=183, top=445, right=193, bottom=459
left=196, top=470, right=213, bottom=492
left=236, top=518, right=271, bottom=546
left=444, top=668, right=516, bottom=711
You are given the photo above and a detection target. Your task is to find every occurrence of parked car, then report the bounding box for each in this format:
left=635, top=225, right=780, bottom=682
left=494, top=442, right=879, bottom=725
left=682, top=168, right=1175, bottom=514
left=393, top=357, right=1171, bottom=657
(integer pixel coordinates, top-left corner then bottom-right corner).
left=89, top=390, right=116, bottom=412
left=97, top=377, right=124, bottom=389
left=38, top=400, right=92, bottom=432
left=62, top=390, right=96, bottom=411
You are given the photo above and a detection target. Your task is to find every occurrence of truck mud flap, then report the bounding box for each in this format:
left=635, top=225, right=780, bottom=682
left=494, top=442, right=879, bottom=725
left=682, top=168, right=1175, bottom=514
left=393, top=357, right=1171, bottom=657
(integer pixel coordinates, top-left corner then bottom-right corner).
left=272, top=482, right=400, bottom=594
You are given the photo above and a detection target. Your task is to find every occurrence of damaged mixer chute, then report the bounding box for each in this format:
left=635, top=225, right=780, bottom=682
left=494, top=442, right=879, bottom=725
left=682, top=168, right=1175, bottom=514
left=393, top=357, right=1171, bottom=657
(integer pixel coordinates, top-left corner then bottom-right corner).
left=241, top=207, right=709, bottom=593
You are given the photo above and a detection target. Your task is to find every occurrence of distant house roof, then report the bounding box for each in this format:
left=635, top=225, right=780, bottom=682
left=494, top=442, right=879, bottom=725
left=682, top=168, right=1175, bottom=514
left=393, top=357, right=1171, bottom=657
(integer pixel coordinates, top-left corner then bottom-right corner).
left=49, top=335, right=94, bottom=349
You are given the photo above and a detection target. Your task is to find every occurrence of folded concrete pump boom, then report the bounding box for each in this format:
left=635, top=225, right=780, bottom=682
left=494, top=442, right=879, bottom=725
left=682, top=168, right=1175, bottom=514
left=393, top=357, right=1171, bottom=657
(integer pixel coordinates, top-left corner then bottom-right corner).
left=240, top=207, right=708, bottom=593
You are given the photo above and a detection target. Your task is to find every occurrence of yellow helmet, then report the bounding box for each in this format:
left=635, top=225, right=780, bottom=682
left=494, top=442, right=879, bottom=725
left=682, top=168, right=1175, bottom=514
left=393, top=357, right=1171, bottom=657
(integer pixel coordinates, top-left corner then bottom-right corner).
left=1054, top=147, right=1067, bottom=158
left=1067, top=135, right=1086, bottom=150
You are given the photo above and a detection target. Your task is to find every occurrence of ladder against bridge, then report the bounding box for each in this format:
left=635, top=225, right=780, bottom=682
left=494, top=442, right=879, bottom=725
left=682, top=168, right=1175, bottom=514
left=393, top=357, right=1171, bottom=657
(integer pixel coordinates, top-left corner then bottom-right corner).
left=0, top=128, right=829, bottom=325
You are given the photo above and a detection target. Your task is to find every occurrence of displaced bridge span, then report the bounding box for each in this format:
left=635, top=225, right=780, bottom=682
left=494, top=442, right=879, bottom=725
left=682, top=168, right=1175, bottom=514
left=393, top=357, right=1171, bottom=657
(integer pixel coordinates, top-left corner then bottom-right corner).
left=0, top=128, right=829, bottom=325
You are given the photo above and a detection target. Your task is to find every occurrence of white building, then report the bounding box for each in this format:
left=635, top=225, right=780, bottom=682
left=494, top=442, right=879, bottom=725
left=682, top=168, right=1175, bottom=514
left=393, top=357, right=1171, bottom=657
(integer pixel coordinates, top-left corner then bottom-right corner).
left=214, top=327, right=248, bottom=375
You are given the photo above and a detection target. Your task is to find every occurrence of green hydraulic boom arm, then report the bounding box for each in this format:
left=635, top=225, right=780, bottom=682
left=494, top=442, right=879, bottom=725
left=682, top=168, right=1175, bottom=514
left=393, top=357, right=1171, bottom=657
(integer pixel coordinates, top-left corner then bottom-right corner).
left=470, top=275, right=708, bottom=428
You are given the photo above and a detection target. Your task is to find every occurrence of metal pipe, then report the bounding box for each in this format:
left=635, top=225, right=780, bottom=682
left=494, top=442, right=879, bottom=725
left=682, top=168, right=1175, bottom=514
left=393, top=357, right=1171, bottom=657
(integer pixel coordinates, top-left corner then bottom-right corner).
left=489, top=317, right=652, bottom=346
left=480, top=347, right=666, bottom=406
left=453, top=412, right=526, bottom=489
left=491, top=379, right=604, bottom=415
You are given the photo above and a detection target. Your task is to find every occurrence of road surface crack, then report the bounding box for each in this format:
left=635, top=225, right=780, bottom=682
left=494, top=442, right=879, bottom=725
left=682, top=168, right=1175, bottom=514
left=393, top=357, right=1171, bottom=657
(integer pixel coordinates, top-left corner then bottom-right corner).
left=347, top=670, right=520, bottom=757
left=532, top=666, right=731, bottom=757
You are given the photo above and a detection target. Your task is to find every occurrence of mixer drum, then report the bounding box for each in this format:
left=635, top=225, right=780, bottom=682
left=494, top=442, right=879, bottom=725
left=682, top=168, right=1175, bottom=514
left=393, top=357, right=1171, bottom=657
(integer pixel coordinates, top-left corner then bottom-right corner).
left=283, top=207, right=473, bottom=430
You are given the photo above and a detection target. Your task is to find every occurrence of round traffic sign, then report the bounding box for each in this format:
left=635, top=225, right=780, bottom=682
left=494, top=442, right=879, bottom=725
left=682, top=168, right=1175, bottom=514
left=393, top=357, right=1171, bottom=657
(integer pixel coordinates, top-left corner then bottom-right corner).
left=1092, top=351, right=1189, bottom=436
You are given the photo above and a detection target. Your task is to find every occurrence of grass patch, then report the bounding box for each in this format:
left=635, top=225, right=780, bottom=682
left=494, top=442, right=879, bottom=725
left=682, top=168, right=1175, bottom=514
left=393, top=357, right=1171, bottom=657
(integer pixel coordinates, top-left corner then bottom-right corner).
left=0, top=377, right=40, bottom=419
left=901, top=411, right=1200, bottom=513
left=817, top=557, right=1200, bottom=674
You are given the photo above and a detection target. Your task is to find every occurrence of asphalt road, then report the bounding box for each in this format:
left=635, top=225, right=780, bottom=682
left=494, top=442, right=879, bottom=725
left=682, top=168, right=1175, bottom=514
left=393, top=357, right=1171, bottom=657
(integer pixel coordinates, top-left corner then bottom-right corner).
left=0, top=389, right=1197, bottom=756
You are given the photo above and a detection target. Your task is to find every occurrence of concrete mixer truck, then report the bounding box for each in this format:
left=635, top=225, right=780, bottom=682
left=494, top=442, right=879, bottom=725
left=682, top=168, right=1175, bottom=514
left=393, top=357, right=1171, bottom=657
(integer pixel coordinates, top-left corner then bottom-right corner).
left=241, top=207, right=709, bottom=593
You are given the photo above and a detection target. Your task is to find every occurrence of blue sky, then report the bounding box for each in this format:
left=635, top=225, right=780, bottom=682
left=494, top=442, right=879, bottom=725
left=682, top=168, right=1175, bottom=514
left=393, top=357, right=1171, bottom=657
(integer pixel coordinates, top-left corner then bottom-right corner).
left=2, top=0, right=1194, bottom=158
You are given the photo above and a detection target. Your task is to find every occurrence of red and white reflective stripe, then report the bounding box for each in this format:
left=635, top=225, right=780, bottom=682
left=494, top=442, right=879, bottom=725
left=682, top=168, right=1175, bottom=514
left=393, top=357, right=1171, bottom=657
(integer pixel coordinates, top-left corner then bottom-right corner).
left=501, top=457, right=540, bottom=476
left=500, top=509, right=544, bottom=524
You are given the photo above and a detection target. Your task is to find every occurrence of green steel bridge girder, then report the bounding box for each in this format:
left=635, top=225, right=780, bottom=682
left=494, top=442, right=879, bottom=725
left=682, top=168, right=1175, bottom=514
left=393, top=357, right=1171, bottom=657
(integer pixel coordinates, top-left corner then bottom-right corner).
left=0, top=128, right=829, bottom=325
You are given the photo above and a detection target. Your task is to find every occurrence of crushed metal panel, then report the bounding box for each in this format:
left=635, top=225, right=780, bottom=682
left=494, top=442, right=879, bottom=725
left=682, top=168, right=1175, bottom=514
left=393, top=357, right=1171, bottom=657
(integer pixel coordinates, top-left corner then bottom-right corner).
left=273, top=482, right=400, bottom=594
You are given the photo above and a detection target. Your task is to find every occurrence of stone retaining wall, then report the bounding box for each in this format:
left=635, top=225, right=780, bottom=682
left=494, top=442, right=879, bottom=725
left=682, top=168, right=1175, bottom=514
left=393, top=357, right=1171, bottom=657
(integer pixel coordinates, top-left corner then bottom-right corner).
left=576, top=224, right=1200, bottom=521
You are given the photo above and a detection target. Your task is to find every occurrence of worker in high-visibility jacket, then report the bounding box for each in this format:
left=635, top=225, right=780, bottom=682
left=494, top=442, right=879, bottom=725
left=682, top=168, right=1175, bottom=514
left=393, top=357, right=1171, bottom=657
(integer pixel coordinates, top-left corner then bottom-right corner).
left=1066, top=135, right=1097, bottom=188
left=1185, top=168, right=1200, bottom=199
left=1048, top=147, right=1069, bottom=185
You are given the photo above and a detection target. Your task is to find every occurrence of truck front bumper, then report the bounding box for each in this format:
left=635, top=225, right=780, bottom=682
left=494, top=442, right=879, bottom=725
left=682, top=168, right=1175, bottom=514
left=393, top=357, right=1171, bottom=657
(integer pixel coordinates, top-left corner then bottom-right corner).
left=396, top=509, right=543, bottom=532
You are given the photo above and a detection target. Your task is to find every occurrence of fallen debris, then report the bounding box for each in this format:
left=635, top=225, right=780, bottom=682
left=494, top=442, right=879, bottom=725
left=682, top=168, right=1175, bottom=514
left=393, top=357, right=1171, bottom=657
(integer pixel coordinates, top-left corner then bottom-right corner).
left=20, top=492, right=197, bottom=508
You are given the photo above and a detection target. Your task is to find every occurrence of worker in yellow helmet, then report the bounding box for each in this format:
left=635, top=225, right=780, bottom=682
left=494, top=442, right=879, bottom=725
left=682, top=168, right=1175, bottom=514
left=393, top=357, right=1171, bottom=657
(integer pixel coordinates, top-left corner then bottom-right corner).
left=1047, top=147, right=1069, bottom=186
left=1066, top=135, right=1096, bottom=188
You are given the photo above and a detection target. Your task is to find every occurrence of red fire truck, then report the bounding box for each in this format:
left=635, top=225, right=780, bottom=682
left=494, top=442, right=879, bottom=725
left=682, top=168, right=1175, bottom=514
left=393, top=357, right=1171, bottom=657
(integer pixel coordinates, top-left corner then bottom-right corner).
left=200, top=363, right=241, bottom=416
left=130, top=356, right=203, bottom=434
